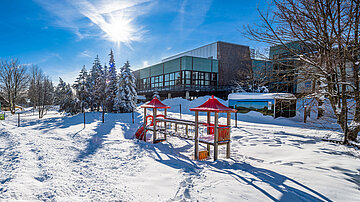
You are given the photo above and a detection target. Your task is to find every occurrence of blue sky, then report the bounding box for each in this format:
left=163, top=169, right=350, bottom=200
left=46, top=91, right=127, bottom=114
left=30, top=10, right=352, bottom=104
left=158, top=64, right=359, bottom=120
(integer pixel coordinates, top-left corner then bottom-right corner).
left=0, top=0, right=269, bottom=84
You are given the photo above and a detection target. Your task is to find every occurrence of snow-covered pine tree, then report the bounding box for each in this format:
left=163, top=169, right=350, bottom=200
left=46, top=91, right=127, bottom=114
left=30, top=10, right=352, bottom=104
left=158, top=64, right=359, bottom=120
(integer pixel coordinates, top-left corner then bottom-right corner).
left=73, top=65, right=90, bottom=112
left=61, top=83, right=79, bottom=115
left=105, top=49, right=118, bottom=112
left=114, top=61, right=137, bottom=113
left=88, top=55, right=103, bottom=111
left=102, top=63, right=109, bottom=112
left=54, top=77, right=67, bottom=105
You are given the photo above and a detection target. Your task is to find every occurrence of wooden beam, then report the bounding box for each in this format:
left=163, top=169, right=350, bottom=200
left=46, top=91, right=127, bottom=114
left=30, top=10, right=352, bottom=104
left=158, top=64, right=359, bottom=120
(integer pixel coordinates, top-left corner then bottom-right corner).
left=164, top=108, right=167, bottom=140
left=195, top=111, right=199, bottom=160
left=227, top=112, right=231, bottom=126
left=226, top=112, right=231, bottom=158
left=214, top=112, right=219, bottom=161
left=153, top=108, right=157, bottom=143
left=143, top=108, right=147, bottom=142
left=207, top=112, right=211, bottom=135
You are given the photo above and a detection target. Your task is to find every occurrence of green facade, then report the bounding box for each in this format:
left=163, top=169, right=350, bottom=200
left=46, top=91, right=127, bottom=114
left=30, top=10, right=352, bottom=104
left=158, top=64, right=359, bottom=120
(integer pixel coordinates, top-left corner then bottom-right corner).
left=139, top=56, right=218, bottom=79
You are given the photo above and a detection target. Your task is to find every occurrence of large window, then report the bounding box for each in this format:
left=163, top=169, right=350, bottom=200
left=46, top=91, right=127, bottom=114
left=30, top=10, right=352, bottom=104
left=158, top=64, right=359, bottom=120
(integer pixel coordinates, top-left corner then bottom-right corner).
left=151, top=75, right=163, bottom=88
left=140, top=70, right=217, bottom=90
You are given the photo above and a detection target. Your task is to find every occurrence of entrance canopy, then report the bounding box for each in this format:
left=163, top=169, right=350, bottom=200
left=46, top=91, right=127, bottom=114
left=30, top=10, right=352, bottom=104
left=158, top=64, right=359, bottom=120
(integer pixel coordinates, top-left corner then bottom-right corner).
left=140, top=97, right=171, bottom=109
left=190, top=95, right=236, bottom=113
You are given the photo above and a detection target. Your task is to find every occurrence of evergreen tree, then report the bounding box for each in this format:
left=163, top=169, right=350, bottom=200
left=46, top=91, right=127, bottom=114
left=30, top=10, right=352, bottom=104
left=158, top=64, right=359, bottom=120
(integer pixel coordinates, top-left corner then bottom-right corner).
left=54, top=78, right=67, bottom=105
left=88, top=55, right=103, bottom=111
left=105, top=49, right=118, bottom=112
left=114, top=61, right=137, bottom=113
left=73, top=65, right=90, bottom=111
left=61, top=83, right=79, bottom=114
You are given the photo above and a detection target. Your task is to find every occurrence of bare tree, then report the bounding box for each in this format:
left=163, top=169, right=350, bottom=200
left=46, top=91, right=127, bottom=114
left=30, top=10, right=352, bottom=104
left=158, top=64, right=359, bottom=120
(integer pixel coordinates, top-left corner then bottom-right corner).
left=246, top=0, right=360, bottom=143
left=28, top=65, right=54, bottom=118
left=0, top=59, right=28, bottom=114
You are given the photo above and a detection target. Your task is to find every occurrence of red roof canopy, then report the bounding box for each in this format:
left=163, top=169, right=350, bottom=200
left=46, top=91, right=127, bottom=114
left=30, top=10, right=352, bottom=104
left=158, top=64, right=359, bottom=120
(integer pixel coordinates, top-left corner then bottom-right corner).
left=140, top=97, right=171, bottom=109
left=190, top=95, right=236, bottom=112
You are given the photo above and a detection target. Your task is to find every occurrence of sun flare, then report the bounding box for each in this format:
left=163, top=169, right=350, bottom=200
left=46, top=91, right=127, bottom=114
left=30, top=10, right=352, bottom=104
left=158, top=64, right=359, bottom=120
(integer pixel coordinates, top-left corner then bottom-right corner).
left=103, top=14, right=137, bottom=45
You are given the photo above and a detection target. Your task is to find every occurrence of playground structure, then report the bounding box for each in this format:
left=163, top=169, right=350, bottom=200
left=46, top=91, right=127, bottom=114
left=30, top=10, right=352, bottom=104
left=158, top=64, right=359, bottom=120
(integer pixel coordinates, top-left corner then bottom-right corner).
left=135, top=96, right=236, bottom=160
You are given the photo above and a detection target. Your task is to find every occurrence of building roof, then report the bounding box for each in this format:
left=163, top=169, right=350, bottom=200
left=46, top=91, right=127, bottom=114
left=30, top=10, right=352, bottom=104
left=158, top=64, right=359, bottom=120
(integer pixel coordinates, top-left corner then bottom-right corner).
left=190, top=95, right=236, bottom=113
left=140, top=97, right=171, bottom=109
left=228, top=93, right=296, bottom=100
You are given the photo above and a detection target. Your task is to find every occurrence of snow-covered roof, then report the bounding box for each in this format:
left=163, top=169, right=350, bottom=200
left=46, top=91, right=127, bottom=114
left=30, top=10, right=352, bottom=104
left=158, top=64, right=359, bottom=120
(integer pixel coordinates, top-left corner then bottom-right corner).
left=140, top=97, right=171, bottom=109
left=190, top=95, right=236, bottom=113
left=137, top=95, right=146, bottom=100
left=228, top=93, right=296, bottom=100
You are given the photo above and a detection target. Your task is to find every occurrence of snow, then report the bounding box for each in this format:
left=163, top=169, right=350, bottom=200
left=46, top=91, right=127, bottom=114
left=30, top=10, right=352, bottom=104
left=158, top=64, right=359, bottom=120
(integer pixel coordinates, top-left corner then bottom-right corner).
left=228, top=93, right=296, bottom=100
left=0, top=97, right=359, bottom=201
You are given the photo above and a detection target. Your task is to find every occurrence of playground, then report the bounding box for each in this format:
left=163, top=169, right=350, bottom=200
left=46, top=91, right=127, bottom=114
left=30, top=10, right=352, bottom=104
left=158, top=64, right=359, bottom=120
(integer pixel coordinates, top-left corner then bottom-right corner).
left=0, top=96, right=359, bottom=201
left=135, top=96, right=235, bottom=160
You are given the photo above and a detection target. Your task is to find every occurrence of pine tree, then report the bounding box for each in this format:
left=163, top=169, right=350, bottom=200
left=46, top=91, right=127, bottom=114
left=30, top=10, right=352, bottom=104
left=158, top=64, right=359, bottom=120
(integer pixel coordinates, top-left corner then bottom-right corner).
left=88, top=55, right=103, bottom=111
left=54, top=77, right=67, bottom=105
left=73, top=65, right=90, bottom=111
left=114, top=61, right=137, bottom=113
left=105, top=49, right=118, bottom=112
left=62, top=83, right=79, bottom=114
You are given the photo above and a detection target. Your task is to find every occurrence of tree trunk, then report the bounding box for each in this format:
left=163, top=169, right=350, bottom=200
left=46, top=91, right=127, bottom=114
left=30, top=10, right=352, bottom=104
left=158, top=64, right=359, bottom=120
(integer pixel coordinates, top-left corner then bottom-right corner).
left=348, top=125, right=360, bottom=142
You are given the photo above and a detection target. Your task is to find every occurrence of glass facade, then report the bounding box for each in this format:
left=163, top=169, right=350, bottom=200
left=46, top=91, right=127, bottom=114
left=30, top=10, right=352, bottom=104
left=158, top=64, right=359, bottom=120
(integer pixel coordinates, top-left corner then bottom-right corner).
left=138, top=56, right=218, bottom=91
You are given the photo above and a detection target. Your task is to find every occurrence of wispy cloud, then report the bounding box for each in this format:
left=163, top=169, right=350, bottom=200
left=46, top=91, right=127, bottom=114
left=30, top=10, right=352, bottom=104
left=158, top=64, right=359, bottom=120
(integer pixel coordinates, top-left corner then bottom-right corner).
left=79, top=50, right=93, bottom=58
left=35, top=0, right=153, bottom=46
left=36, top=53, right=63, bottom=64
left=173, top=0, right=212, bottom=38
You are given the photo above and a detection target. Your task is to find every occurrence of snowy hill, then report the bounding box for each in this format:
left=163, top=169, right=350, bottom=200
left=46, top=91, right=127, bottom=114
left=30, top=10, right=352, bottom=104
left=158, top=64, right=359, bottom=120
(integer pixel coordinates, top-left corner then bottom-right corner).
left=0, top=97, right=359, bottom=201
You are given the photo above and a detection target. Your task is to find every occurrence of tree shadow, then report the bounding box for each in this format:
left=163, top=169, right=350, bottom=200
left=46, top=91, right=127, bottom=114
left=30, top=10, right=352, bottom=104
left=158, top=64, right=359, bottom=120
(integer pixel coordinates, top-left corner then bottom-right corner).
left=75, top=115, right=117, bottom=161
left=208, top=160, right=331, bottom=201
left=21, top=112, right=99, bottom=133
left=136, top=140, right=201, bottom=173
left=133, top=138, right=332, bottom=201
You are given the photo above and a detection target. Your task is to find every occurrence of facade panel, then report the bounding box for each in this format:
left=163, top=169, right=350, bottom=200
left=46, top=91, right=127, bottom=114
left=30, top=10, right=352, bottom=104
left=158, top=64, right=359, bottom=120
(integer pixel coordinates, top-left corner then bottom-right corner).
left=150, top=64, right=163, bottom=77
left=164, top=58, right=180, bottom=74
left=212, top=60, right=218, bottom=73
left=193, top=57, right=212, bottom=72
left=140, top=67, right=150, bottom=79
left=181, top=56, right=193, bottom=70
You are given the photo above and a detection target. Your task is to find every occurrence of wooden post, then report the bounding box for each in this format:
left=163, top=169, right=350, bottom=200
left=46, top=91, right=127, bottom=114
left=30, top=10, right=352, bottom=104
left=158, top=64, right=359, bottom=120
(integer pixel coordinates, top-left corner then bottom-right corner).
left=214, top=112, right=219, bottom=161
left=102, top=106, right=105, bottom=123
left=132, top=110, right=134, bottom=124
left=235, top=110, right=237, bottom=128
left=180, top=104, right=182, bottom=119
left=227, top=112, right=231, bottom=126
left=274, top=99, right=276, bottom=118
left=143, top=108, right=147, bottom=142
left=194, top=111, right=199, bottom=160
left=153, top=108, right=157, bottom=143
left=186, top=124, right=188, bottom=139
left=83, top=111, right=85, bottom=128
left=304, top=106, right=307, bottom=123
left=164, top=108, right=167, bottom=140
left=18, top=113, right=20, bottom=127
left=207, top=112, right=211, bottom=135
left=226, top=112, right=231, bottom=158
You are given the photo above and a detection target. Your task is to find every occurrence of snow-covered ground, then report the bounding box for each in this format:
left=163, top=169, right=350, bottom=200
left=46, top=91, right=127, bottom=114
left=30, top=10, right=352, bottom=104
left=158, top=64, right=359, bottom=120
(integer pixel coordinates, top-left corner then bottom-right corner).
left=1, top=97, right=359, bottom=201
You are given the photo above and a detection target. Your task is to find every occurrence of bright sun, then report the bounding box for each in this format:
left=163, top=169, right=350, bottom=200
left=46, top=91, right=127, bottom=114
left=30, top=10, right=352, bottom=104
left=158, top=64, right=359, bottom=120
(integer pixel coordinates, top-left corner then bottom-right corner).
left=102, top=14, right=140, bottom=46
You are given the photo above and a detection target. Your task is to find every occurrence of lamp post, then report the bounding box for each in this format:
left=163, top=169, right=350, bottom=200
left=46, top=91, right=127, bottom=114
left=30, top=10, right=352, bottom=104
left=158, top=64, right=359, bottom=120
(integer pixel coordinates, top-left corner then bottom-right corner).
left=196, top=89, right=200, bottom=98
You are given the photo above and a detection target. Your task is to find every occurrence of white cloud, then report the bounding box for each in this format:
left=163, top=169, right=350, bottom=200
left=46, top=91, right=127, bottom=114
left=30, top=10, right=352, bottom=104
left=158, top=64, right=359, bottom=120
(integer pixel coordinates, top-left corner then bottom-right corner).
left=35, top=0, right=154, bottom=46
